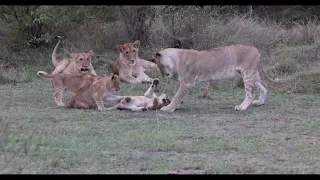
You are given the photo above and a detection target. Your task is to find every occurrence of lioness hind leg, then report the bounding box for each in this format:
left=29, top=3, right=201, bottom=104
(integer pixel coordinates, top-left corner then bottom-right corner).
left=235, top=72, right=255, bottom=111
left=200, top=82, right=214, bottom=99
left=252, top=81, right=267, bottom=106
left=53, top=87, right=65, bottom=107
left=144, top=84, right=157, bottom=99
left=161, top=83, right=193, bottom=112
left=117, top=103, right=146, bottom=112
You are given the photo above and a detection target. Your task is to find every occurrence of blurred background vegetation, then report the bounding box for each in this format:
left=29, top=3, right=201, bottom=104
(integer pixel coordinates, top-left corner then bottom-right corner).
left=0, top=5, right=319, bottom=93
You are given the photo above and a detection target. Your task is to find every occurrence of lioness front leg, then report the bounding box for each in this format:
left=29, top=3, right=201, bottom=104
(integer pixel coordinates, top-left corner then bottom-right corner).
left=92, top=92, right=106, bottom=111
left=53, top=87, right=65, bottom=107
left=160, top=83, right=193, bottom=112
left=201, top=82, right=214, bottom=99
left=119, top=73, right=142, bottom=84
left=136, top=71, right=153, bottom=84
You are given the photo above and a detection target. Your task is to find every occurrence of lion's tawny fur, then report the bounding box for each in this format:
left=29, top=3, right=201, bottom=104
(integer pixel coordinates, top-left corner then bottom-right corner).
left=51, top=38, right=97, bottom=76
left=105, top=79, right=170, bottom=112
left=152, top=44, right=281, bottom=112
left=112, top=40, right=157, bottom=84
left=37, top=71, right=101, bottom=107
left=68, top=74, right=121, bottom=111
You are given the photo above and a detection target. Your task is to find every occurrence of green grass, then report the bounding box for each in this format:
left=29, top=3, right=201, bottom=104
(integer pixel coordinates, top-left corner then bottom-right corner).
left=0, top=76, right=319, bottom=174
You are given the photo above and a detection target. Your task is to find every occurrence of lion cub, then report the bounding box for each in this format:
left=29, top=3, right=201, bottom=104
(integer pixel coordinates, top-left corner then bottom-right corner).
left=37, top=71, right=102, bottom=107
left=106, top=79, right=171, bottom=112
left=68, top=74, right=121, bottom=111
left=112, top=40, right=158, bottom=84
left=51, top=36, right=97, bottom=76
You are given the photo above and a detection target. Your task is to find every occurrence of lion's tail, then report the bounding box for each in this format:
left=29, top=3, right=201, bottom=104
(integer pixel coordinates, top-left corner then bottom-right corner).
left=52, top=36, right=63, bottom=67
left=37, top=71, right=57, bottom=79
left=258, top=61, right=291, bottom=84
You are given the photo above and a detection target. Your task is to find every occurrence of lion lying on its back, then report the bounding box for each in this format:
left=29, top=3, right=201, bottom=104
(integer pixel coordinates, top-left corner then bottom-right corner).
left=106, top=79, right=171, bottom=112
left=152, top=44, right=283, bottom=112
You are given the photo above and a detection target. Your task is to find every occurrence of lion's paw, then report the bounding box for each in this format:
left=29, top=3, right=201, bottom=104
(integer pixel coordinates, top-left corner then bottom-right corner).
left=98, top=107, right=106, bottom=112
left=252, top=100, right=264, bottom=106
left=125, top=97, right=131, bottom=103
left=152, top=79, right=159, bottom=85
left=57, top=102, right=66, bottom=107
left=234, top=105, right=247, bottom=111
left=160, top=106, right=175, bottom=113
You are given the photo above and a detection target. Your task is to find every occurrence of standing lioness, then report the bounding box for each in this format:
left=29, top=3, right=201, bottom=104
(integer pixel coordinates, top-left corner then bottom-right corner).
left=37, top=71, right=101, bottom=107
left=152, top=44, right=281, bottom=112
left=50, top=37, right=97, bottom=76
left=112, top=40, right=158, bottom=84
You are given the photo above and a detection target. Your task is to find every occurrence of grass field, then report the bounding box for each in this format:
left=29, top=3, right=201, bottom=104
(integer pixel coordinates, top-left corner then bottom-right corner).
left=0, top=77, right=319, bottom=174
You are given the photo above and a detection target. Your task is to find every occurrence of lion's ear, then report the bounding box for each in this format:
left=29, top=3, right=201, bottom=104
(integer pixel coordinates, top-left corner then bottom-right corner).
left=111, top=74, right=119, bottom=80
left=117, top=45, right=124, bottom=52
left=152, top=52, right=161, bottom=60
left=133, top=40, right=140, bottom=48
left=88, top=50, right=94, bottom=56
left=155, top=52, right=161, bottom=57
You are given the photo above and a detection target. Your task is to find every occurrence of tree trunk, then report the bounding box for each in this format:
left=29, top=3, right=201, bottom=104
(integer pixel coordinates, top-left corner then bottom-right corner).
left=117, top=6, right=153, bottom=47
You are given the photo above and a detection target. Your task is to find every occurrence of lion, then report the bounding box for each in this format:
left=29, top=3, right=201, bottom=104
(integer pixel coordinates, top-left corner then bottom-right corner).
left=111, top=40, right=158, bottom=84
left=106, top=79, right=171, bottom=112
left=50, top=36, right=97, bottom=75
left=152, top=44, right=283, bottom=112
left=37, top=71, right=102, bottom=107
left=68, top=74, right=121, bottom=111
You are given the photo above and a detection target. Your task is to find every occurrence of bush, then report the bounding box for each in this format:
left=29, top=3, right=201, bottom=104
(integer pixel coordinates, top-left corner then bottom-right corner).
left=269, top=43, right=320, bottom=76
left=275, top=70, right=320, bottom=93
left=0, top=6, right=320, bottom=94
left=0, top=66, right=33, bottom=85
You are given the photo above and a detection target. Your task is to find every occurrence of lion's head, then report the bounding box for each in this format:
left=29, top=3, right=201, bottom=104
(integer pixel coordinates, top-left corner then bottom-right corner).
left=158, top=93, right=171, bottom=106
left=152, top=51, right=175, bottom=78
left=152, top=93, right=171, bottom=109
left=108, top=73, right=120, bottom=93
left=70, top=50, right=94, bottom=74
left=117, top=40, right=140, bottom=66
